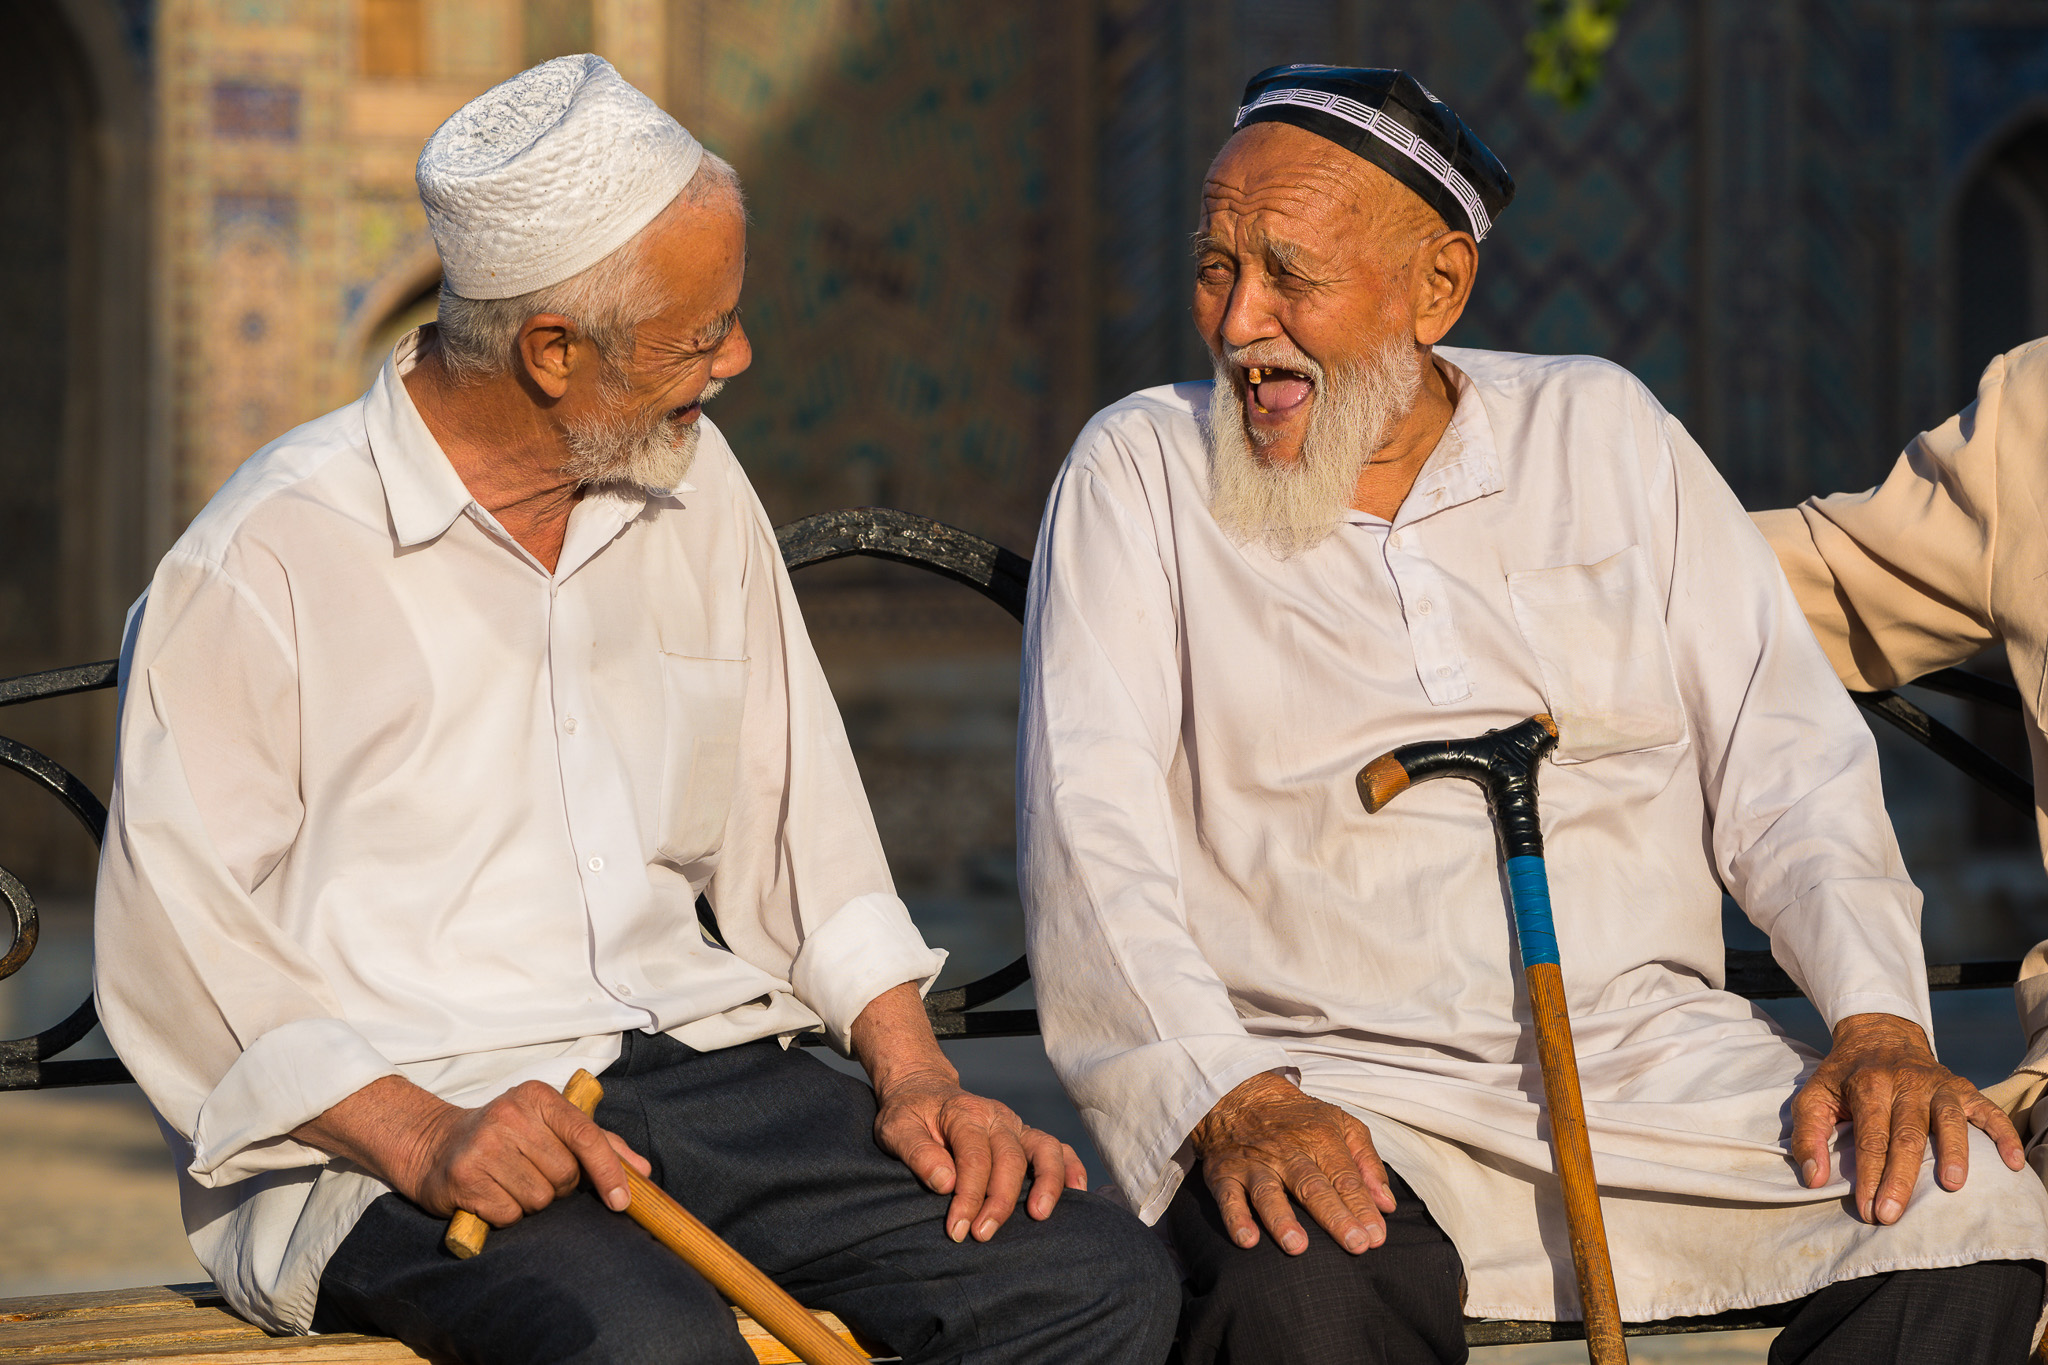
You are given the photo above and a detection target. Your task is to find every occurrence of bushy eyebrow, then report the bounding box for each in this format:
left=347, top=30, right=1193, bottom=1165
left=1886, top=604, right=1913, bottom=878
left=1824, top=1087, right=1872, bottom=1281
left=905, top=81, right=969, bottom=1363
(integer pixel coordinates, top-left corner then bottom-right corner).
left=1191, top=231, right=1323, bottom=278
left=644, top=305, right=741, bottom=365
left=689, top=305, right=741, bottom=351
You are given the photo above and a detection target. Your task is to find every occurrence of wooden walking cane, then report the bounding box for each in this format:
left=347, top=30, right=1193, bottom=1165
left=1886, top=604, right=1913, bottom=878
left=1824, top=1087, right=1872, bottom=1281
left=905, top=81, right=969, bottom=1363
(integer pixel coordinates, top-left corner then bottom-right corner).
left=1357, top=714, right=1629, bottom=1365
left=443, top=1070, right=870, bottom=1365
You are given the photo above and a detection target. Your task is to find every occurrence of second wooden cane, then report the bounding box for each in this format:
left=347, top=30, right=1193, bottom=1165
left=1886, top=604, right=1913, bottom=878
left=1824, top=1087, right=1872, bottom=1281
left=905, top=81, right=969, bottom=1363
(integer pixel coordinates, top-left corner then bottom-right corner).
left=443, top=1070, right=868, bottom=1365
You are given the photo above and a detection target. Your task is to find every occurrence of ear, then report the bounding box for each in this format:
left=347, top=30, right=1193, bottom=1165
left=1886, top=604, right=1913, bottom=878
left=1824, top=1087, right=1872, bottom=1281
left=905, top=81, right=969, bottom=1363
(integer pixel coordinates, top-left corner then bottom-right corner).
left=1412, top=231, right=1477, bottom=348
left=515, top=314, right=580, bottom=399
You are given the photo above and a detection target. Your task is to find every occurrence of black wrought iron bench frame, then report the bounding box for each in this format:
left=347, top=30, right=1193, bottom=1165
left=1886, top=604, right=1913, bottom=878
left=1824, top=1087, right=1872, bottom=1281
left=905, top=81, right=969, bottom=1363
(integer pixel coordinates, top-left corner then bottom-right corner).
left=0, top=506, right=2034, bottom=1350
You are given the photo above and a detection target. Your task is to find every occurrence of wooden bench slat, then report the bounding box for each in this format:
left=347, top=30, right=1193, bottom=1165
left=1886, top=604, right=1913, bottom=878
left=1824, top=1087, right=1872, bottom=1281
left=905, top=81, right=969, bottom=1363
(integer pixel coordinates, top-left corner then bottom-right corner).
left=1, top=1336, right=424, bottom=1363
left=0, top=1286, right=877, bottom=1363
left=0, top=1286, right=229, bottom=1325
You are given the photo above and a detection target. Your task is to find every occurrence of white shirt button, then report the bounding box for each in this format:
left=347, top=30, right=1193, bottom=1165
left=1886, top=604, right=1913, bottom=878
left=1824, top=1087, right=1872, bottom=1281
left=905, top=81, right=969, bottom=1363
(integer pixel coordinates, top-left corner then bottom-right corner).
left=564, top=716, right=578, bottom=734
left=1389, top=533, right=1403, bottom=549
left=616, top=983, right=633, bottom=997
left=1436, top=665, right=1453, bottom=679
left=587, top=856, right=604, bottom=872
left=1416, top=599, right=1433, bottom=615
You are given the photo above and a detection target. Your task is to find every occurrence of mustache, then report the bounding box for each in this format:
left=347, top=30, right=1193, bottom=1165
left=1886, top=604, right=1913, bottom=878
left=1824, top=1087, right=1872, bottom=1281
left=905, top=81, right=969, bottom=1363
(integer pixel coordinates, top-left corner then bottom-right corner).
left=1217, top=340, right=1323, bottom=382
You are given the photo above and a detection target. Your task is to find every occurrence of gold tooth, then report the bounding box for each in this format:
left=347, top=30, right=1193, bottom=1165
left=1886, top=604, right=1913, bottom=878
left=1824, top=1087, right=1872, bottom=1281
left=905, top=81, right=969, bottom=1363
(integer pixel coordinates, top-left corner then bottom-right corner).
left=1248, top=366, right=1263, bottom=385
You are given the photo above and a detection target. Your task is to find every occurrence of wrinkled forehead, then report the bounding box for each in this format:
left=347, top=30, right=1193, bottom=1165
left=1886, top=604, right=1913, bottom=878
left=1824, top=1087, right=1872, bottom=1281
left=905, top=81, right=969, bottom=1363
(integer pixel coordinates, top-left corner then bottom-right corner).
left=1201, top=124, right=1431, bottom=255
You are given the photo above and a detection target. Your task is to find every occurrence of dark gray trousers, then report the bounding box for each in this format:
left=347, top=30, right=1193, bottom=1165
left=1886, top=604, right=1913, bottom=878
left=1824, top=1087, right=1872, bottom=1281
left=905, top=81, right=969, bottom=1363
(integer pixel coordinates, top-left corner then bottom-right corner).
left=311, top=1031, right=1179, bottom=1364
left=1165, top=1164, right=2045, bottom=1365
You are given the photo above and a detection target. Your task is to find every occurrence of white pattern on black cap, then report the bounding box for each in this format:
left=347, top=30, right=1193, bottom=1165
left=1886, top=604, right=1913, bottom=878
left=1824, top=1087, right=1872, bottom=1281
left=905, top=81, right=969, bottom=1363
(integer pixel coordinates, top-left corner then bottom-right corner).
left=1234, top=86, right=1494, bottom=240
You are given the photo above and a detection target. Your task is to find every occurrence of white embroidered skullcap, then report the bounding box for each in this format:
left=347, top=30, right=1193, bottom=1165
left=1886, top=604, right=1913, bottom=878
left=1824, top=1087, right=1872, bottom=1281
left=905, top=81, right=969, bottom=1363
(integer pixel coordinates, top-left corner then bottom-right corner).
left=417, top=54, right=705, bottom=300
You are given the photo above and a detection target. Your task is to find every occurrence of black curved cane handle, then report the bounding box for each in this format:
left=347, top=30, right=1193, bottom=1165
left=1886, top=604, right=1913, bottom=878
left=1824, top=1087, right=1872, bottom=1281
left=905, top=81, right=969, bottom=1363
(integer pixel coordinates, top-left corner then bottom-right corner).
left=1355, top=714, right=1559, bottom=859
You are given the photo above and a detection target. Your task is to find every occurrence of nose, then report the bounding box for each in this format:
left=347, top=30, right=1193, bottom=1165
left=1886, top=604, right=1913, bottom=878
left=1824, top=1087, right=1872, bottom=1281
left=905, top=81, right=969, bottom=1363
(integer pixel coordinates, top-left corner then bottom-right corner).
left=713, top=318, right=753, bottom=381
left=1217, top=273, right=1281, bottom=353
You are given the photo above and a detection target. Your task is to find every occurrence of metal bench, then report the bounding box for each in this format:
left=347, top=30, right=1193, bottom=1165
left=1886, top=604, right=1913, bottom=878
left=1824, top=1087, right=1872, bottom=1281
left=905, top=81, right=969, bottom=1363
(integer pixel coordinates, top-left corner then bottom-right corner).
left=0, top=506, right=2035, bottom=1355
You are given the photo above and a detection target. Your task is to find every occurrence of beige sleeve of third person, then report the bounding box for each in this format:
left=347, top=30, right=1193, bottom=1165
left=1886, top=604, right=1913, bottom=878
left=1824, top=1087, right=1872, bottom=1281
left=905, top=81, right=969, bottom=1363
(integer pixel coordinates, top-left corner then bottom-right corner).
left=1751, top=347, right=2039, bottom=691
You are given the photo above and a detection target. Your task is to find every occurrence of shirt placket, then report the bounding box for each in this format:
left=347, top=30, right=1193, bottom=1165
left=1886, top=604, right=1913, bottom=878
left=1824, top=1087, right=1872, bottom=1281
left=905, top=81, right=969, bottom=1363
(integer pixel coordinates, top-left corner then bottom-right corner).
left=1384, top=526, right=1472, bottom=706
left=546, top=572, right=658, bottom=1021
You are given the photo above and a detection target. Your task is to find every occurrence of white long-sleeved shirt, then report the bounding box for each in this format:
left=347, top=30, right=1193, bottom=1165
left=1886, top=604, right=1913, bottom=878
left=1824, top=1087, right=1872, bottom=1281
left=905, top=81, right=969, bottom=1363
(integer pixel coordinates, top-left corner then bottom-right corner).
left=94, top=331, right=944, bottom=1331
left=1020, top=349, right=2048, bottom=1323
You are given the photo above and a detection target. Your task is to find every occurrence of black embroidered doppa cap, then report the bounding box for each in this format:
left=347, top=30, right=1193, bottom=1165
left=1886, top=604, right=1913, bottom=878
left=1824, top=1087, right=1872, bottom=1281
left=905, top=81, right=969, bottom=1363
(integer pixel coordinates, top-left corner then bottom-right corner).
left=1234, top=65, right=1514, bottom=241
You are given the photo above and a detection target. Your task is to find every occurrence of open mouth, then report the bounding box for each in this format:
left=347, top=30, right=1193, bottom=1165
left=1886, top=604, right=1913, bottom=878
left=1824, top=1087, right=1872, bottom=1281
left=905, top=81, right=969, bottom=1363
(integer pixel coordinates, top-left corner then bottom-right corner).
left=665, top=401, right=702, bottom=424
left=1244, top=365, right=1314, bottom=416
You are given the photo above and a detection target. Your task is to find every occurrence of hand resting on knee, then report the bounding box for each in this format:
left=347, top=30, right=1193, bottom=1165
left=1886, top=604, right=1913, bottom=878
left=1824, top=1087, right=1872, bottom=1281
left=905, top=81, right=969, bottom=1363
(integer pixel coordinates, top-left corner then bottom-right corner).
left=1191, top=1071, right=1397, bottom=1258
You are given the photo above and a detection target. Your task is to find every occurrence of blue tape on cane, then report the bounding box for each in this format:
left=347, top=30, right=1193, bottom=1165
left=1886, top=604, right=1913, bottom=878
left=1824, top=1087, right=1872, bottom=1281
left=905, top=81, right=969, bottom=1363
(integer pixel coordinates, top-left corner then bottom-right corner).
left=1504, top=855, right=1560, bottom=967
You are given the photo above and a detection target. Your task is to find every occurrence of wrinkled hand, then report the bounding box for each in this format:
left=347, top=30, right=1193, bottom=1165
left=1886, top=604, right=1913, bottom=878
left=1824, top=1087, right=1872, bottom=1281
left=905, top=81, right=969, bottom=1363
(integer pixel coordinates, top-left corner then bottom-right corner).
left=1191, top=1071, right=1395, bottom=1256
left=1791, top=1012, right=2023, bottom=1225
left=296, top=1075, right=652, bottom=1228
left=875, top=1068, right=1086, bottom=1243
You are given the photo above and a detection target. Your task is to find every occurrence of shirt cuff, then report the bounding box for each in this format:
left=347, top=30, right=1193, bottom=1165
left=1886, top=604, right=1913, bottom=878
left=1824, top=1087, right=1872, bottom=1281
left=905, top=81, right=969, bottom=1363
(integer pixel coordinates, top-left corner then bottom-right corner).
left=188, top=1017, right=401, bottom=1186
left=1818, top=992, right=1934, bottom=1039
left=789, top=891, right=947, bottom=1052
left=1064, top=1033, right=1296, bottom=1226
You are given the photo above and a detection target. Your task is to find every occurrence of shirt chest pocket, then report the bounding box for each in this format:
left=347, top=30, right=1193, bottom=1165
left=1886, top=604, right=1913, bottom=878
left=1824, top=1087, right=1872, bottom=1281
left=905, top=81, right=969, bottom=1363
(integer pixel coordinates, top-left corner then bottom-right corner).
left=655, top=653, right=749, bottom=867
left=1505, top=546, right=1688, bottom=764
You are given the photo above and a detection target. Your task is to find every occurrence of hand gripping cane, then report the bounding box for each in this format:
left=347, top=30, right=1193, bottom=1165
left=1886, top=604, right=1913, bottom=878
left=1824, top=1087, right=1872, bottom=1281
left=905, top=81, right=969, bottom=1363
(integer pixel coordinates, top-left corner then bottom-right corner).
left=443, top=1071, right=870, bottom=1365
left=1357, top=715, right=1628, bottom=1365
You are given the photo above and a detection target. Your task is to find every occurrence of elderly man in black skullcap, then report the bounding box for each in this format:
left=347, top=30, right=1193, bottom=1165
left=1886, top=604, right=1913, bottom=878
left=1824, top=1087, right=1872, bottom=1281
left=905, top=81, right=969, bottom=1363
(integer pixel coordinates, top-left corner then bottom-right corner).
left=1019, top=66, right=2048, bottom=1364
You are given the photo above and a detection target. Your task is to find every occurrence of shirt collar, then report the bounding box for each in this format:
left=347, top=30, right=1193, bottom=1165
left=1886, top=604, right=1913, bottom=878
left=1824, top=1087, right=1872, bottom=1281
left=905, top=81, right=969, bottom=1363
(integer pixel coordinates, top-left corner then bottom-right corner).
left=1347, top=356, right=1505, bottom=529
left=362, top=328, right=693, bottom=558
left=365, top=329, right=481, bottom=548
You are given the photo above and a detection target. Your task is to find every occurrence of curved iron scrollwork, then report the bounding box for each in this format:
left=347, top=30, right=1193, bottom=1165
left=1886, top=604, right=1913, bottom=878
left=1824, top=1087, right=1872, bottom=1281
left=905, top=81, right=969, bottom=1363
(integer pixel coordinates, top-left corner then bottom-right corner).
left=0, top=704, right=123, bottom=1089
left=0, top=866, right=33, bottom=984
left=774, top=509, right=1037, bottom=1039
left=0, top=516, right=2035, bottom=1089
left=776, top=506, right=1032, bottom=625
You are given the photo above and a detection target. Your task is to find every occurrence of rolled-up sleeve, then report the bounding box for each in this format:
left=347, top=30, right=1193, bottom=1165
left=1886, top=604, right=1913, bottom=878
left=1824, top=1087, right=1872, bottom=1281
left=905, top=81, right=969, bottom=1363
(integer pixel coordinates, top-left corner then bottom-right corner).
left=96, top=552, right=400, bottom=1187
left=1020, top=441, right=1293, bottom=1224
left=706, top=488, right=945, bottom=1052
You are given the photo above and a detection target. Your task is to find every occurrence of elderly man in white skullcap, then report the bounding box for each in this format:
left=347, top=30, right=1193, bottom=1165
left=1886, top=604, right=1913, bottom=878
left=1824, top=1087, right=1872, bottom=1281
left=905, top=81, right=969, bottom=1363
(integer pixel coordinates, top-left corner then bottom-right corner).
left=94, top=56, right=1176, bottom=1364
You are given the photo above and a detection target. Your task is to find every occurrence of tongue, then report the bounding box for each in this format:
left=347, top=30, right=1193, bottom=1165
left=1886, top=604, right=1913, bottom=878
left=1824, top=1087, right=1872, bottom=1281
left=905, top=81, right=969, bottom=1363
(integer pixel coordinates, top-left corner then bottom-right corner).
left=1255, top=376, right=1312, bottom=412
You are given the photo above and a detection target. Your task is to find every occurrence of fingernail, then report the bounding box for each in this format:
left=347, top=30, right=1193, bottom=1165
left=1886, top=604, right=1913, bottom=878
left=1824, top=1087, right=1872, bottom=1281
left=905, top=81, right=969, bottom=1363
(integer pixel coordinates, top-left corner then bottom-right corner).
left=1282, top=1231, right=1305, bottom=1254
left=1876, top=1198, right=1902, bottom=1223
left=1941, top=1163, right=1962, bottom=1188
left=1799, top=1159, right=1818, bottom=1187
left=949, top=1219, right=968, bottom=1243
left=975, top=1219, right=996, bottom=1241
left=1235, top=1228, right=1256, bottom=1248
left=606, top=1187, right=627, bottom=1212
left=1343, top=1230, right=1367, bottom=1253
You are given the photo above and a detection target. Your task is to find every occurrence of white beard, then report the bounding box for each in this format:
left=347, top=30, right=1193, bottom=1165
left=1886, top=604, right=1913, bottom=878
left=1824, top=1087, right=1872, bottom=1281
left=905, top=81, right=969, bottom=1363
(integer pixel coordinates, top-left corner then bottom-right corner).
left=1204, top=335, right=1423, bottom=558
left=561, top=374, right=726, bottom=494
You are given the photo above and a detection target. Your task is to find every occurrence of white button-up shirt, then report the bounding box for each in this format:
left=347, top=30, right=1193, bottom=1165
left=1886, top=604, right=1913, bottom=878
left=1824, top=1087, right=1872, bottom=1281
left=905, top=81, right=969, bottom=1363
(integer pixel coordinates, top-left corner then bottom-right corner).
left=94, top=332, right=944, bottom=1331
left=1020, top=349, right=2048, bottom=1323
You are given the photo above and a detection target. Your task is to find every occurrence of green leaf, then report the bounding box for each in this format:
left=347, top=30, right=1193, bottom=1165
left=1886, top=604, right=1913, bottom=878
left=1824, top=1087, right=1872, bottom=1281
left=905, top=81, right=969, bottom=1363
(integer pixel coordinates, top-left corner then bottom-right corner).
left=1526, top=0, right=1631, bottom=108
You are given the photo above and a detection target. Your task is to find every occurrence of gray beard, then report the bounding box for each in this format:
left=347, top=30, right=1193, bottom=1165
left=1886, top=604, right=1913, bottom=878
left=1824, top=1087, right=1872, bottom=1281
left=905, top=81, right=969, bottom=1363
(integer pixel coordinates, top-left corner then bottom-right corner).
left=1203, top=335, right=1423, bottom=558
left=561, top=374, right=726, bottom=494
